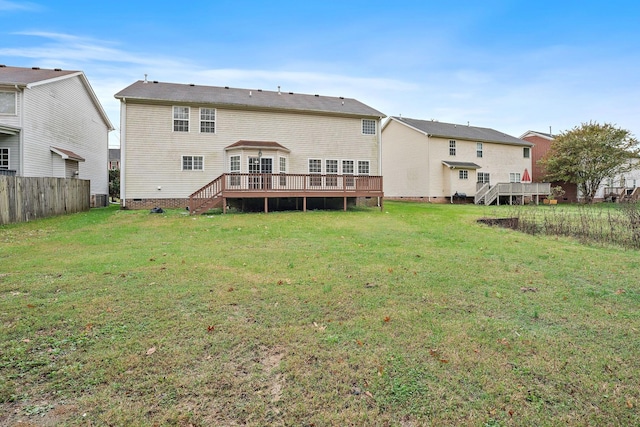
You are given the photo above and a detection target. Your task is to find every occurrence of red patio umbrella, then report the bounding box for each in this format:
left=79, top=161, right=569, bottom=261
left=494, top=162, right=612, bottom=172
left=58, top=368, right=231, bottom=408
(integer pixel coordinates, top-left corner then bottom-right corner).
left=522, top=168, right=531, bottom=182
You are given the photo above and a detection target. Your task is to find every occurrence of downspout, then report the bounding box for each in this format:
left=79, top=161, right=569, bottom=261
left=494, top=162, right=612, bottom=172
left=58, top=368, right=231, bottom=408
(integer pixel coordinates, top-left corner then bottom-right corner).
left=17, top=85, right=24, bottom=176
left=426, top=133, right=431, bottom=202
left=120, top=98, right=126, bottom=207
left=378, top=117, right=382, bottom=207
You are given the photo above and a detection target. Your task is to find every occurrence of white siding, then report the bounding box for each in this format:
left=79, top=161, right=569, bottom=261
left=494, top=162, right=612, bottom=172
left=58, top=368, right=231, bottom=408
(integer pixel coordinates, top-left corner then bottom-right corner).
left=21, top=76, right=109, bottom=196
left=122, top=102, right=380, bottom=199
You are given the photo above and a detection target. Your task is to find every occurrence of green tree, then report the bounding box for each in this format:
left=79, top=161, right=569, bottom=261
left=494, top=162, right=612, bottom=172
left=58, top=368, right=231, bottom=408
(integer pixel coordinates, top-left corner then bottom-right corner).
left=109, top=169, right=120, bottom=202
left=540, top=122, right=639, bottom=203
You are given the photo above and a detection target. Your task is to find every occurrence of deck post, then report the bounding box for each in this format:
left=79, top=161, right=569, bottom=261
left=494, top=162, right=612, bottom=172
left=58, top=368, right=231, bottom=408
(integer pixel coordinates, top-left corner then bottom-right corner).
left=264, top=197, right=268, bottom=213
left=343, top=196, right=347, bottom=211
left=223, top=197, right=227, bottom=214
left=303, top=197, right=307, bottom=212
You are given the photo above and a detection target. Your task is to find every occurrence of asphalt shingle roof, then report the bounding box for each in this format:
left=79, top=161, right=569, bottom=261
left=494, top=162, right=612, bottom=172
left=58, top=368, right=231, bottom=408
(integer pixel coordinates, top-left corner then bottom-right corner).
left=115, top=80, right=385, bottom=118
left=393, top=116, right=532, bottom=146
left=0, top=65, right=80, bottom=86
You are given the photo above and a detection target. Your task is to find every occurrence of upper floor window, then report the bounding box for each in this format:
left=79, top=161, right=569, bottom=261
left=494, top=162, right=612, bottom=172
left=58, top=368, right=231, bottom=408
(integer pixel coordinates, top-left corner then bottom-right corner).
left=523, top=147, right=530, bottom=158
left=358, top=160, right=370, bottom=175
left=0, top=92, right=16, bottom=115
left=200, top=108, right=216, bottom=133
left=362, top=119, right=376, bottom=135
left=449, top=140, right=456, bottom=156
left=308, top=159, right=322, bottom=174
left=0, top=148, right=9, bottom=169
left=173, top=106, right=189, bottom=132
left=477, top=142, right=483, bottom=158
left=509, top=173, right=521, bottom=183
left=182, top=155, right=203, bottom=170
left=459, top=170, right=468, bottom=180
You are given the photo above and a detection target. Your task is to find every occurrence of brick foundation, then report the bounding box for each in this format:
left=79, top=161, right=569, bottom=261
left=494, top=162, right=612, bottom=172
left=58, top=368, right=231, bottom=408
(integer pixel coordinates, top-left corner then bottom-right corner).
left=123, top=198, right=190, bottom=210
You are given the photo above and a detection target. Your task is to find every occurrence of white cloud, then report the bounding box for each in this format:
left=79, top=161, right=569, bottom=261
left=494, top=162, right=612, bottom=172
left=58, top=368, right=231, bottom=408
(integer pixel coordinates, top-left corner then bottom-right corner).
left=0, top=0, right=41, bottom=11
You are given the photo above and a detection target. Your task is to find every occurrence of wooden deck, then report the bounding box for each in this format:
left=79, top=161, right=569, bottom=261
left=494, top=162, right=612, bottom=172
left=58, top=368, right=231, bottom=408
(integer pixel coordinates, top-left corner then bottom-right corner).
left=189, top=173, right=384, bottom=214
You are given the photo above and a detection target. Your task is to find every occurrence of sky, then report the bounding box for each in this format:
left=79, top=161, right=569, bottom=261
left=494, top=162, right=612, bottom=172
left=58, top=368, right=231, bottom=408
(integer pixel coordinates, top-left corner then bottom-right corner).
left=1, top=0, right=639, bottom=148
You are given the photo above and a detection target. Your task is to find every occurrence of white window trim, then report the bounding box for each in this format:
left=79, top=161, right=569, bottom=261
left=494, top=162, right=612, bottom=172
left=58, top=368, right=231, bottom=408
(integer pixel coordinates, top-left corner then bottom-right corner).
left=476, top=142, right=483, bottom=158
left=509, top=172, right=521, bottom=183
left=341, top=159, right=355, bottom=175
left=173, top=106, right=190, bottom=132
left=0, top=147, right=9, bottom=169
left=362, top=119, right=376, bottom=135
left=325, top=159, right=338, bottom=174
left=229, top=154, right=241, bottom=173
left=199, top=107, right=216, bottom=134
left=182, top=155, right=204, bottom=171
left=459, top=170, right=468, bottom=180
left=523, top=147, right=531, bottom=158
left=279, top=157, right=287, bottom=173
left=0, top=91, right=17, bottom=116
left=308, top=158, right=322, bottom=174
left=357, top=160, right=370, bottom=175
left=449, top=140, right=456, bottom=156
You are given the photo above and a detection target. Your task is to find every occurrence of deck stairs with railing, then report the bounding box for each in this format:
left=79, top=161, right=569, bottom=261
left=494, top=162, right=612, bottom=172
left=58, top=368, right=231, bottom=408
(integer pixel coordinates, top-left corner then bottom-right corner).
left=474, top=182, right=551, bottom=205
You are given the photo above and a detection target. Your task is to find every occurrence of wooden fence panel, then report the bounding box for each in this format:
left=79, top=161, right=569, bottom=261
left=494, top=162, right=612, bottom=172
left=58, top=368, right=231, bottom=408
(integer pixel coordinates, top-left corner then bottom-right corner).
left=0, top=177, right=90, bottom=224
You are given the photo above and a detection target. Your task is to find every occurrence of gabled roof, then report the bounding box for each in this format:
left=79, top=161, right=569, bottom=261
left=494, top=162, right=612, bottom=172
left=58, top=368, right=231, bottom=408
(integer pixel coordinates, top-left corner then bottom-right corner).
left=115, top=80, right=385, bottom=118
left=0, top=65, right=114, bottom=131
left=385, top=116, right=532, bottom=147
left=520, top=130, right=555, bottom=140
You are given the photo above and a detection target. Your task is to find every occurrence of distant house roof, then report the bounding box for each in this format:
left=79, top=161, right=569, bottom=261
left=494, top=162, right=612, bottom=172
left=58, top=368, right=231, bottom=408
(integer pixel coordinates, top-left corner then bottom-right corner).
left=385, top=116, right=532, bottom=146
left=225, top=140, right=290, bottom=152
left=0, top=65, right=114, bottom=131
left=520, top=130, right=555, bottom=140
left=114, top=80, right=385, bottom=118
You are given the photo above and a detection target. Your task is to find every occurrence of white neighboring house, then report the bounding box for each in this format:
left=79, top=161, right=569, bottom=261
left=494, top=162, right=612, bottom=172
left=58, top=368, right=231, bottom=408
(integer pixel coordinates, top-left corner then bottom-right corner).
left=382, top=117, right=536, bottom=203
left=0, top=65, right=114, bottom=206
left=600, top=157, right=640, bottom=202
left=114, top=80, right=385, bottom=211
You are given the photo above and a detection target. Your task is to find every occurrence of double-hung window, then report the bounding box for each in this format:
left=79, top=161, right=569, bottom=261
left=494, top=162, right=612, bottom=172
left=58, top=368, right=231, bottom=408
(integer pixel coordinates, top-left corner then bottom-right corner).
left=358, top=160, right=370, bottom=175
left=309, top=159, right=322, bottom=186
left=449, top=140, right=456, bottom=156
left=229, top=155, right=240, bottom=186
left=182, top=155, right=203, bottom=171
left=362, top=119, right=376, bottom=135
left=200, top=108, right=216, bottom=133
left=0, top=92, right=16, bottom=115
left=326, top=159, right=338, bottom=186
left=343, top=160, right=354, bottom=186
left=523, top=147, right=530, bottom=158
left=509, top=173, right=521, bottom=183
left=477, top=172, right=490, bottom=184
left=459, top=170, right=468, bottom=180
left=173, top=106, right=189, bottom=132
left=477, top=142, right=483, bottom=158
left=279, top=157, right=287, bottom=186
left=0, top=148, right=9, bottom=169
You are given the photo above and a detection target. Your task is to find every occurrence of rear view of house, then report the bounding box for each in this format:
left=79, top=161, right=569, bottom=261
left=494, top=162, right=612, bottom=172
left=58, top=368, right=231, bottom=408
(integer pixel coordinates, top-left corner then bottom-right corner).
left=0, top=65, right=113, bottom=206
left=115, top=80, right=385, bottom=212
left=382, top=117, right=547, bottom=204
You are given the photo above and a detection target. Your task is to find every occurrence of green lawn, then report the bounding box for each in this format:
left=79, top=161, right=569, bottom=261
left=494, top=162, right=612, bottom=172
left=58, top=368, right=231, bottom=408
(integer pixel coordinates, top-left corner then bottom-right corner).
left=1, top=202, right=638, bottom=426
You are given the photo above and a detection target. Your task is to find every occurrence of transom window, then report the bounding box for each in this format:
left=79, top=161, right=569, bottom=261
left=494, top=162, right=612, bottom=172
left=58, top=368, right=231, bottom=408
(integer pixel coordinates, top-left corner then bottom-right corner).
left=182, top=155, right=203, bottom=170
left=362, top=119, right=376, bottom=135
left=0, top=148, right=9, bottom=169
left=200, top=108, right=216, bottom=133
left=358, top=160, right=370, bottom=175
left=477, top=142, right=483, bottom=158
left=459, top=170, right=468, bottom=180
left=308, top=159, right=322, bottom=174
left=173, top=106, right=189, bottom=132
left=509, top=173, right=521, bottom=183
left=477, top=172, right=490, bottom=184
left=523, top=147, right=530, bottom=158
left=449, top=140, right=456, bottom=156
left=0, top=92, right=16, bottom=115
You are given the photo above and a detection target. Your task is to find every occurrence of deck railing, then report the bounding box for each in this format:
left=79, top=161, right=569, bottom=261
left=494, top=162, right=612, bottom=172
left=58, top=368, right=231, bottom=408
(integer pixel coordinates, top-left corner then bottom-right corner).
left=189, top=173, right=383, bottom=213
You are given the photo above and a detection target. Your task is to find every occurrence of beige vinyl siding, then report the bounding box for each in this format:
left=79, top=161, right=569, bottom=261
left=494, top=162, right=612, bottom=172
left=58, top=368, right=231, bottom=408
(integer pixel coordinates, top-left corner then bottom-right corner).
left=21, top=76, right=109, bottom=195
left=123, top=102, right=380, bottom=199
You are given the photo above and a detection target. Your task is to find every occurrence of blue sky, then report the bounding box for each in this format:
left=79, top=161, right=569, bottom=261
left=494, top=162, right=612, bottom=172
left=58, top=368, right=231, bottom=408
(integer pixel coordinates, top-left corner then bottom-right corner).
left=1, top=0, right=639, bottom=148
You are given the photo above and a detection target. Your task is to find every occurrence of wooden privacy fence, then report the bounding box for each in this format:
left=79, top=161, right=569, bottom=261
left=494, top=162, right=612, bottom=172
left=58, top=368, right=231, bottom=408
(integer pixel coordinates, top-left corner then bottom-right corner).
left=0, top=176, right=90, bottom=224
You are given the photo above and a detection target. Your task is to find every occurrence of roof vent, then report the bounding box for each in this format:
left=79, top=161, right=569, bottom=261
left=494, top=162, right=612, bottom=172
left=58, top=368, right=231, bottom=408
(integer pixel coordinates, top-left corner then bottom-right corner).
left=288, top=92, right=293, bottom=95
left=32, top=67, right=40, bottom=70
left=225, top=86, right=229, bottom=89
left=143, top=74, right=148, bottom=83
left=0, top=65, right=6, bottom=68
left=315, top=94, right=319, bottom=97
left=153, top=81, right=158, bottom=84
left=249, top=90, right=252, bottom=97
left=339, top=96, right=344, bottom=99
left=257, top=89, right=262, bottom=92
left=278, top=85, right=281, bottom=95
left=54, top=68, right=62, bottom=71
left=189, top=83, right=195, bottom=87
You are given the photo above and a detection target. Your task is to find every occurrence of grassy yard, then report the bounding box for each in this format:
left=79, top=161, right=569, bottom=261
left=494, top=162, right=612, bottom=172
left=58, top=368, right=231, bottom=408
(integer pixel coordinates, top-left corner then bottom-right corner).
left=1, top=202, right=638, bottom=426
